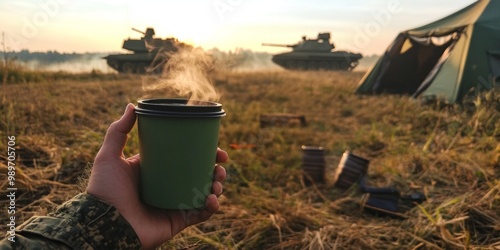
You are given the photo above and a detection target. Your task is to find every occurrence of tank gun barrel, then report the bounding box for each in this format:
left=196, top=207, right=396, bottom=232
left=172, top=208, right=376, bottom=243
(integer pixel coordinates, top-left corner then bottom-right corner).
left=262, top=43, right=294, bottom=48
left=131, top=28, right=145, bottom=35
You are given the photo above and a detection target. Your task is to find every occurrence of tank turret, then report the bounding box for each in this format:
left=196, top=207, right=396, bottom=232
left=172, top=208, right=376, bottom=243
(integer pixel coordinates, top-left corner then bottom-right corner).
left=104, top=28, right=192, bottom=74
left=263, top=32, right=362, bottom=71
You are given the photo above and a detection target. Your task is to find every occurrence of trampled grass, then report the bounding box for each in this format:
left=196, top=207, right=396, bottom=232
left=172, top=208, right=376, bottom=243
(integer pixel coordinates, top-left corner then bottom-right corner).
left=0, top=69, right=499, bottom=249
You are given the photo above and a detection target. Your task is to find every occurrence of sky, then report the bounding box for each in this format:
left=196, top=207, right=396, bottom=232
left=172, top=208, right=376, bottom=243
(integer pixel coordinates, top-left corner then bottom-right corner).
left=0, top=0, right=477, bottom=56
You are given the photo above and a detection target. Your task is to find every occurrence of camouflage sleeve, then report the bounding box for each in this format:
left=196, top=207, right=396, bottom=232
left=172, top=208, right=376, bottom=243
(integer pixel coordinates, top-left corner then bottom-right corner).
left=1, top=193, right=141, bottom=249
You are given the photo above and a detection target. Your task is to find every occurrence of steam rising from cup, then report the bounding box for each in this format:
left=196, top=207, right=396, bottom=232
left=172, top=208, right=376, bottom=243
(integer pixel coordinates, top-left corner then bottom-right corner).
left=142, top=47, right=219, bottom=104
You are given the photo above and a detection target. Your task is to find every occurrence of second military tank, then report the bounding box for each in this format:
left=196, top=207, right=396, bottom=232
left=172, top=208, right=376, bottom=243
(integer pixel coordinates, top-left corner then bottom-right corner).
left=263, top=33, right=362, bottom=71
left=104, top=28, right=192, bottom=74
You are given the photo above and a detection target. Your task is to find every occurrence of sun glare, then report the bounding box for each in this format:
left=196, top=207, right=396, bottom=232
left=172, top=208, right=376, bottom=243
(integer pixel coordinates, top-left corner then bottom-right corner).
left=165, top=22, right=216, bottom=48
left=126, top=1, right=219, bottom=49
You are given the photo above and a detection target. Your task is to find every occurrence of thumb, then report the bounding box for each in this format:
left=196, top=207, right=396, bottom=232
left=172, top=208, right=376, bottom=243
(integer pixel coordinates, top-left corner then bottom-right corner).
left=96, top=103, right=136, bottom=160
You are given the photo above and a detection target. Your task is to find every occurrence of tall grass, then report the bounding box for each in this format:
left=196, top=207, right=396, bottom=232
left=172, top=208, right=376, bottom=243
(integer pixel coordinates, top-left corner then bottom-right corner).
left=0, top=70, right=498, bottom=249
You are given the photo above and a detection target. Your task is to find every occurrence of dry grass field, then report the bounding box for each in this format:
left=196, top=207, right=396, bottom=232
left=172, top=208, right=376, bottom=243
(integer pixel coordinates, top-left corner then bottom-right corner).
left=1, top=68, right=499, bottom=249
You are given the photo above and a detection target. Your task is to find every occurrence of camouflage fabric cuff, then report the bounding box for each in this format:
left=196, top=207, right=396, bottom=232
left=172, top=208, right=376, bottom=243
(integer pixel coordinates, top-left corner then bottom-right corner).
left=18, top=193, right=141, bottom=249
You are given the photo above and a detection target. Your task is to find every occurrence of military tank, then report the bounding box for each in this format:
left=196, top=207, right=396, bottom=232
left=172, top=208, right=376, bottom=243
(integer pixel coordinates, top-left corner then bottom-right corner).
left=104, top=28, right=192, bottom=74
left=262, top=33, right=362, bottom=71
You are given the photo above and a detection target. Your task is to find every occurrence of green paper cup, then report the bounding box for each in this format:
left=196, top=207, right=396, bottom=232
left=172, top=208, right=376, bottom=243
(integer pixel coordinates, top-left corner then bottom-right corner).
left=135, top=98, right=225, bottom=209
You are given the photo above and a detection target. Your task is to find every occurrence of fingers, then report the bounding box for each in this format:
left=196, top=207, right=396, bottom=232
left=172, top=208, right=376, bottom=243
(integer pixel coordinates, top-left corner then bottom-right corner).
left=179, top=165, right=226, bottom=226
left=184, top=194, right=219, bottom=226
left=216, top=148, right=229, bottom=163
left=213, top=165, right=226, bottom=182
left=213, top=152, right=227, bottom=197
left=204, top=194, right=220, bottom=213
left=212, top=181, right=223, bottom=197
left=212, top=165, right=226, bottom=197
left=96, top=104, right=137, bottom=160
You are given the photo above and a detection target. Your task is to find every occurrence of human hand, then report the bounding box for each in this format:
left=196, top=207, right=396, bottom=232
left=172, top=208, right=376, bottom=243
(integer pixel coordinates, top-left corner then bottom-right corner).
left=86, top=103, right=228, bottom=249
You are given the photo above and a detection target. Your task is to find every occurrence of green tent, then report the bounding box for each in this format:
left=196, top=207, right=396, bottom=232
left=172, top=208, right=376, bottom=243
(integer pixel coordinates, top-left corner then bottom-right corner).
left=356, top=0, right=500, bottom=103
